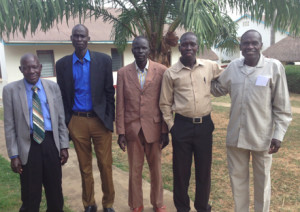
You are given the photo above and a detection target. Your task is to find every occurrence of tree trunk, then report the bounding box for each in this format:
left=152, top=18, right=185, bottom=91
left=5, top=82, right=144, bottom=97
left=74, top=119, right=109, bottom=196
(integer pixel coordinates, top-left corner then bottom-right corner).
left=148, top=31, right=179, bottom=67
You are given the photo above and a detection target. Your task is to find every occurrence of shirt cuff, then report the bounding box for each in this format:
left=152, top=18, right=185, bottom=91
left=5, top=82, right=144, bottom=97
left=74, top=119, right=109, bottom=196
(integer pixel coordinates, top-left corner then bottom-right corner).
left=10, top=155, right=19, bottom=159
left=272, top=130, right=285, bottom=142
left=167, top=121, right=174, bottom=132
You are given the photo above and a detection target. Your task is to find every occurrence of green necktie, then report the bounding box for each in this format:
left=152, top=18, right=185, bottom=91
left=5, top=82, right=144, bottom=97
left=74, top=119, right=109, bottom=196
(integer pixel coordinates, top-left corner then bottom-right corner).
left=32, top=86, right=45, bottom=144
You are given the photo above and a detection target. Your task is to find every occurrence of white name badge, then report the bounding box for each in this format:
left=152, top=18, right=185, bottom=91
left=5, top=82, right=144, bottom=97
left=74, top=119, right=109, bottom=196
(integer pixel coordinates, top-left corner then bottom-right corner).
left=255, top=75, right=270, bottom=86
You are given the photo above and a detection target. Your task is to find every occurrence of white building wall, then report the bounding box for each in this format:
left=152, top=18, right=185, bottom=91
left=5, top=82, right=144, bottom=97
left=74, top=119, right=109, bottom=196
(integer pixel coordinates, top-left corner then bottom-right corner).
left=0, top=40, right=6, bottom=100
left=1, top=41, right=183, bottom=93
left=171, top=46, right=181, bottom=66
left=1, top=43, right=135, bottom=87
left=236, top=18, right=287, bottom=51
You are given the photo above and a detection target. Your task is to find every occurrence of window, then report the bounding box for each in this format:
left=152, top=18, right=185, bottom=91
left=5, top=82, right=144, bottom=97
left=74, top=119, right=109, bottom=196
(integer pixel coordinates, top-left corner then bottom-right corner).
left=111, top=48, right=123, bottom=71
left=37, top=50, right=55, bottom=77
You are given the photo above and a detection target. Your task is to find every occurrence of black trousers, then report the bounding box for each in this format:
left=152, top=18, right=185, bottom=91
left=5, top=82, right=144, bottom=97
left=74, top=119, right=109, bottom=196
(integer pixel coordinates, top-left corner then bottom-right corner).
left=171, top=114, right=214, bottom=212
left=20, top=131, right=64, bottom=212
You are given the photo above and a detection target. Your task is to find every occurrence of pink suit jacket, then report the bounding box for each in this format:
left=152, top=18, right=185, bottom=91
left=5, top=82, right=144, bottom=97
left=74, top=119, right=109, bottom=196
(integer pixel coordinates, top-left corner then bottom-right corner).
left=116, top=60, right=168, bottom=143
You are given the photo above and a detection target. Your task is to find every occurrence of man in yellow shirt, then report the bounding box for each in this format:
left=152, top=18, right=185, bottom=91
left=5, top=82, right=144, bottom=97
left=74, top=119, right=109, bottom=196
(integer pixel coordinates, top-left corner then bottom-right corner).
left=160, top=32, right=223, bottom=212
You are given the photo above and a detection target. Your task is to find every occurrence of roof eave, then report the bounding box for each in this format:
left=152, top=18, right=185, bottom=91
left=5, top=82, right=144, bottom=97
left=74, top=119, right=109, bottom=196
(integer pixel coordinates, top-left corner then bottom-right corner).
left=2, top=40, right=133, bottom=45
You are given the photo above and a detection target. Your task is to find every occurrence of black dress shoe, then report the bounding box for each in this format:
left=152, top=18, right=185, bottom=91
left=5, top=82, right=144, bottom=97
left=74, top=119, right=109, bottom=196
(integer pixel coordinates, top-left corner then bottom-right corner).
left=84, top=205, right=97, bottom=212
left=103, top=208, right=115, bottom=212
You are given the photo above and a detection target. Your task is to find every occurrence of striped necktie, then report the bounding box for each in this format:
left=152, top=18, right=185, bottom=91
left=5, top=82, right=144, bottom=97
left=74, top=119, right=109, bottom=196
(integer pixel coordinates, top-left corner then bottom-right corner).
left=32, top=86, right=45, bottom=144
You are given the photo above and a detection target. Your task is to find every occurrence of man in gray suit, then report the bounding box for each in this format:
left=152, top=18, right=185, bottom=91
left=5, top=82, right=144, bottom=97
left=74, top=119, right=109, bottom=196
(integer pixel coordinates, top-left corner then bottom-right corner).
left=2, top=53, right=69, bottom=212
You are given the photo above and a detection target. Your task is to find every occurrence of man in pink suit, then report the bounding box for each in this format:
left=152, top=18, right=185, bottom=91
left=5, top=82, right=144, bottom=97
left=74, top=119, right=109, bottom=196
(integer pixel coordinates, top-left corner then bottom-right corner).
left=116, top=36, right=169, bottom=212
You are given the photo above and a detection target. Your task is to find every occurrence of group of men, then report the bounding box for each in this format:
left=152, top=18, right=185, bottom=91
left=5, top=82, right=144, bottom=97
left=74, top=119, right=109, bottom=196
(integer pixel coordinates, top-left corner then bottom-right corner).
left=3, top=23, right=291, bottom=212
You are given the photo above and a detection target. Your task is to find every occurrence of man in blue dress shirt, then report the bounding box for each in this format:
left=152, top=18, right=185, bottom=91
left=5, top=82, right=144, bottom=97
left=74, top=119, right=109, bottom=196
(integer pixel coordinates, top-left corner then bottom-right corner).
left=3, top=53, right=69, bottom=212
left=56, top=24, right=115, bottom=212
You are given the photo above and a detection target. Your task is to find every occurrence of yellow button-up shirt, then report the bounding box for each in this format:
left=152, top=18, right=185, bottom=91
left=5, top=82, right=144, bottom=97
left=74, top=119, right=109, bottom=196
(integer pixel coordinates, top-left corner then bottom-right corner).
left=159, top=59, right=223, bottom=130
left=211, top=55, right=292, bottom=151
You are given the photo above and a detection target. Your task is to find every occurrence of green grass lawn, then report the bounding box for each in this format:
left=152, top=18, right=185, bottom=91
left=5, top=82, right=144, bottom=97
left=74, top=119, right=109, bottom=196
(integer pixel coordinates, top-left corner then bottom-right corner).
left=111, top=93, right=300, bottom=211
left=0, top=105, right=72, bottom=211
left=0, top=107, right=3, bottom=121
left=1, top=93, right=299, bottom=211
left=0, top=156, right=73, bottom=212
left=211, top=94, right=231, bottom=103
left=0, top=156, right=22, bottom=211
left=290, top=93, right=300, bottom=108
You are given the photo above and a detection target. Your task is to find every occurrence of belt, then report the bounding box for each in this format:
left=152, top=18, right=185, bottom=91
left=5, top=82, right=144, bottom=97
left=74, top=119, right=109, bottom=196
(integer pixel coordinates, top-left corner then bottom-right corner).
left=175, top=113, right=211, bottom=124
left=73, top=111, right=97, bottom=118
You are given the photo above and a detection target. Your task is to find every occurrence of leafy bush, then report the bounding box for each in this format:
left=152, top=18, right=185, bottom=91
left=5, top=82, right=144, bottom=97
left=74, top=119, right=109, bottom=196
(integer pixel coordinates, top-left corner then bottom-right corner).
left=285, top=65, right=300, bottom=94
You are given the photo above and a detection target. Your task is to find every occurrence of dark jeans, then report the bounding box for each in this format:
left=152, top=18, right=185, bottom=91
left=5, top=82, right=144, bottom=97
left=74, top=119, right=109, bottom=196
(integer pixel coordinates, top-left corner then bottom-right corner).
left=171, top=114, right=214, bottom=212
left=20, top=131, right=64, bottom=212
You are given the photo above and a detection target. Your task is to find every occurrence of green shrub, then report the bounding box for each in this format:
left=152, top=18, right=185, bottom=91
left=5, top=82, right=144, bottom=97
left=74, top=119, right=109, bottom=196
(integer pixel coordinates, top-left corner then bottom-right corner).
left=285, top=65, right=300, bottom=94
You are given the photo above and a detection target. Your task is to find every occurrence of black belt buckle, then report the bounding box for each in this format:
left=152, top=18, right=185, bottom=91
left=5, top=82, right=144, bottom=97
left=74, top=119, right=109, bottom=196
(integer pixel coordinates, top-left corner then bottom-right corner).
left=193, top=117, right=202, bottom=124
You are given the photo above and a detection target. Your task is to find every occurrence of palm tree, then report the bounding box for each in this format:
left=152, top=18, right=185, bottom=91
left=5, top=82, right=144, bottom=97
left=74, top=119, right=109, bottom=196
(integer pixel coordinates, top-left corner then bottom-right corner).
left=1, top=0, right=300, bottom=66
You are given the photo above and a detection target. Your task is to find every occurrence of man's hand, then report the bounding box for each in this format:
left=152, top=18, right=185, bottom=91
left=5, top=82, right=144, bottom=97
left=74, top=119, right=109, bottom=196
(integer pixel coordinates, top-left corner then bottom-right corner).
left=60, top=148, right=69, bottom=165
left=269, top=138, right=281, bottom=154
left=160, top=133, right=169, bottom=149
left=118, top=134, right=127, bottom=152
left=11, top=157, right=23, bottom=174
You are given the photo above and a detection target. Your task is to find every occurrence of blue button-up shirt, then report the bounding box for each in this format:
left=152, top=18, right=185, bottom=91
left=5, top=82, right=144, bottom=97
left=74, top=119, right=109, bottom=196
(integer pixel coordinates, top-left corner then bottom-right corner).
left=72, top=50, right=93, bottom=112
left=24, top=79, right=52, bottom=132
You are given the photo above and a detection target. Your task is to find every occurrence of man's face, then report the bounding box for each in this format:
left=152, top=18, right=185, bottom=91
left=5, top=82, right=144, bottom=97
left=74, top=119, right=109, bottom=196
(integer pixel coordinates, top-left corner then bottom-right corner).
left=19, top=55, right=42, bottom=85
left=132, top=38, right=150, bottom=63
left=240, top=31, right=263, bottom=65
left=71, top=25, right=90, bottom=52
left=179, top=34, right=198, bottom=61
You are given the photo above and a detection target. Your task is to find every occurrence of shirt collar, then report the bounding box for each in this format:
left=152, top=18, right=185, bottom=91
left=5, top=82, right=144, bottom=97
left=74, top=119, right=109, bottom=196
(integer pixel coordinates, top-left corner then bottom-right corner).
left=174, top=58, right=203, bottom=72
left=238, top=54, right=265, bottom=68
left=24, top=78, right=42, bottom=92
left=135, top=59, right=149, bottom=72
left=72, top=50, right=91, bottom=64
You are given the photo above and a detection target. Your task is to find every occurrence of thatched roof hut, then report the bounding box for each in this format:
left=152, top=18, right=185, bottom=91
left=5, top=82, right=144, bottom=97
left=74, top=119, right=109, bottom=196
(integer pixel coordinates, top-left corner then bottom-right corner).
left=198, top=48, right=219, bottom=61
left=262, top=36, right=300, bottom=62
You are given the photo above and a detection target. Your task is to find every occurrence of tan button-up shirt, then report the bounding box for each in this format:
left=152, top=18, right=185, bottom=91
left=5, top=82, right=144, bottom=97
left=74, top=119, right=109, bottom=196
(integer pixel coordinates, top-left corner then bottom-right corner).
left=211, top=55, right=292, bottom=151
left=159, top=59, right=223, bottom=130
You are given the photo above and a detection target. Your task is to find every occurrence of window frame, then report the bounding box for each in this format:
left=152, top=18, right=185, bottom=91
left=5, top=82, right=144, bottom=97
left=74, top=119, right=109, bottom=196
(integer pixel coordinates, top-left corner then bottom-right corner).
left=36, top=50, right=56, bottom=78
left=111, top=48, right=124, bottom=72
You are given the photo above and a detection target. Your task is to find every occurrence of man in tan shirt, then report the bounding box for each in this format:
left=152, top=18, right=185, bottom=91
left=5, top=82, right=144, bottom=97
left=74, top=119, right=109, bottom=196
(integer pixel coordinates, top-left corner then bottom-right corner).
left=159, top=32, right=223, bottom=212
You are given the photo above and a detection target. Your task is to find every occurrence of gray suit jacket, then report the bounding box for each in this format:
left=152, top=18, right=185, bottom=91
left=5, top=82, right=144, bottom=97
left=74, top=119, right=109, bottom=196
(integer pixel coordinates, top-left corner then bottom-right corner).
left=2, top=79, right=69, bottom=165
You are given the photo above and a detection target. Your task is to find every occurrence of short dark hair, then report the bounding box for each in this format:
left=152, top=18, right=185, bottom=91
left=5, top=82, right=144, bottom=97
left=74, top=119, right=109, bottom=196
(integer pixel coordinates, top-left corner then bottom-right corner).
left=72, top=24, right=89, bottom=35
left=20, top=53, right=39, bottom=65
left=180, top=32, right=198, bottom=43
left=241, top=30, right=262, bottom=42
left=133, top=36, right=149, bottom=46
